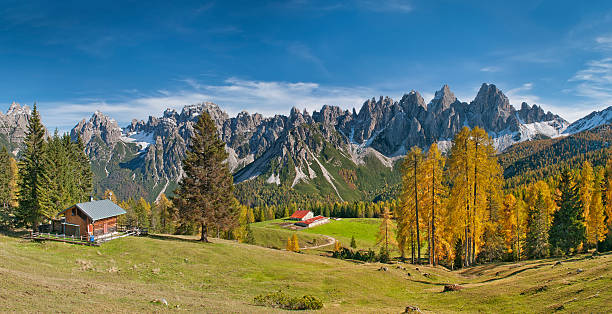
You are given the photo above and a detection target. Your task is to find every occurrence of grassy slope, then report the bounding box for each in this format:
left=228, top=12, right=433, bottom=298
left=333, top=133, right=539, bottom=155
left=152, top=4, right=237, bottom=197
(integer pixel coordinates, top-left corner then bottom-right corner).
left=300, top=218, right=380, bottom=249
left=249, top=220, right=328, bottom=250
left=1, top=233, right=610, bottom=313
left=251, top=218, right=381, bottom=250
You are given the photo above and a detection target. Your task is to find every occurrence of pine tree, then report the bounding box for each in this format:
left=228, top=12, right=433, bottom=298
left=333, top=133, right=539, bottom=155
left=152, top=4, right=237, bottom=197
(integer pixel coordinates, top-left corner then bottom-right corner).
left=173, top=111, right=237, bottom=242
left=71, top=135, right=93, bottom=201
left=350, top=235, right=357, bottom=249
left=525, top=187, right=549, bottom=259
left=16, top=104, right=46, bottom=230
left=0, top=147, right=18, bottom=226
left=244, top=224, right=255, bottom=244
left=38, top=131, right=70, bottom=220
left=0, top=147, right=14, bottom=207
left=549, top=170, right=586, bottom=255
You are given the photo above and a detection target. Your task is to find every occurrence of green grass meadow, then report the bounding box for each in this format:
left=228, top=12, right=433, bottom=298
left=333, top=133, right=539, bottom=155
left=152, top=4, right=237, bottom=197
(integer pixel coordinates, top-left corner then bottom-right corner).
left=1, top=232, right=610, bottom=313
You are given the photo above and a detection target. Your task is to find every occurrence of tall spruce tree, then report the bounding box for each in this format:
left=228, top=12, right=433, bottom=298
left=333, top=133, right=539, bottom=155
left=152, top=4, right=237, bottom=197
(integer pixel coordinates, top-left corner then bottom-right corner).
left=0, top=146, right=18, bottom=225
left=525, top=189, right=549, bottom=259
left=549, top=169, right=586, bottom=255
left=173, top=111, right=236, bottom=242
left=16, top=104, right=46, bottom=229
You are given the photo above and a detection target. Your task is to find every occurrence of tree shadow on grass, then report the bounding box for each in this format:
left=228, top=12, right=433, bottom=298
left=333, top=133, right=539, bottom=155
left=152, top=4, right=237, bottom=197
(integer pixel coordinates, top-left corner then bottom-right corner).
left=147, top=233, right=208, bottom=244
left=0, top=228, right=30, bottom=238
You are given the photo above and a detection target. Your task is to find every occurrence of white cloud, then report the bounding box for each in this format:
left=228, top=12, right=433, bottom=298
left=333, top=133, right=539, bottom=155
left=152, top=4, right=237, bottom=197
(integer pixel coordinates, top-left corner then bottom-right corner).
left=480, top=66, right=501, bottom=73
left=39, top=78, right=376, bottom=129
left=506, top=82, right=541, bottom=107
left=355, top=0, right=412, bottom=12
left=568, top=57, right=612, bottom=108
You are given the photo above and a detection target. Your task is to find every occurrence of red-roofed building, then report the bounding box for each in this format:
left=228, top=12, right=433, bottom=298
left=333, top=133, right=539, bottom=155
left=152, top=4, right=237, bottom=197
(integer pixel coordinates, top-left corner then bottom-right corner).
left=295, top=215, right=329, bottom=228
left=289, top=210, right=314, bottom=221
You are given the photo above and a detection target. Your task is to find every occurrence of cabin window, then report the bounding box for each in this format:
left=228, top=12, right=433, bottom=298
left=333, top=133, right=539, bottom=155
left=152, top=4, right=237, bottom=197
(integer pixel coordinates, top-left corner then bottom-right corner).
left=72, top=208, right=76, bottom=216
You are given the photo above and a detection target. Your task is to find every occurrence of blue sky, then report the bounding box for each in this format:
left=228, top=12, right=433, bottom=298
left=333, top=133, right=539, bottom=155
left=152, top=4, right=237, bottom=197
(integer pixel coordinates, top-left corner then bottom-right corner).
left=2, top=0, right=612, bottom=131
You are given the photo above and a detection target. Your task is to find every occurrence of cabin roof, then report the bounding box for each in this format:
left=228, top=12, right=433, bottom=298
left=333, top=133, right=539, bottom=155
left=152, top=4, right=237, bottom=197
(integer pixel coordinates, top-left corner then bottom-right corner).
left=60, top=200, right=127, bottom=221
left=290, top=210, right=311, bottom=219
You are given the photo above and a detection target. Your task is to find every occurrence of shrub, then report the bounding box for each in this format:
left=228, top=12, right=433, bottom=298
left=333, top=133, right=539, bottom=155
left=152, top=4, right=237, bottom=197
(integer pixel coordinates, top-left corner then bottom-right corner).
left=253, top=291, right=323, bottom=310
left=378, top=246, right=390, bottom=263
left=332, top=247, right=377, bottom=262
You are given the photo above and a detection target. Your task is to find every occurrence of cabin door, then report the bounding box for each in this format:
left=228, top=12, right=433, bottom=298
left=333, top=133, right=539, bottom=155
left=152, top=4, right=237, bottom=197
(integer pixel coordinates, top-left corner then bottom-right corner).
left=104, top=223, right=108, bottom=234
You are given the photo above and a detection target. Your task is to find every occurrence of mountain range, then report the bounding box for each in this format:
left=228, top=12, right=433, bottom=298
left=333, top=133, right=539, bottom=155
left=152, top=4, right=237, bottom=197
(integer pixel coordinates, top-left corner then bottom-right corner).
left=2, top=83, right=611, bottom=204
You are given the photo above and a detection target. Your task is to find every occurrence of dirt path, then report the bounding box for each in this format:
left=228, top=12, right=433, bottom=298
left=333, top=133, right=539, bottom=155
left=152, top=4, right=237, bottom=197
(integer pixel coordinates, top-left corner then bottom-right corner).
left=301, top=235, right=336, bottom=250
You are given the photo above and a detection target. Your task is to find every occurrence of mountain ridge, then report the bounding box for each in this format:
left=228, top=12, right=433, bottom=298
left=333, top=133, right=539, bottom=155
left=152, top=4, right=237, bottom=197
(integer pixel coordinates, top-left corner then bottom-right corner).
left=2, top=83, right=609, bottom=203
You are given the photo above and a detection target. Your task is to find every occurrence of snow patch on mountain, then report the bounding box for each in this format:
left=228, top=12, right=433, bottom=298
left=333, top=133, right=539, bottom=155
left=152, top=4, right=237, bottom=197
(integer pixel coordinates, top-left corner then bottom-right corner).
left=121, top=131, right=155, bottom=150
left=564, top=106, right=612, bottom=134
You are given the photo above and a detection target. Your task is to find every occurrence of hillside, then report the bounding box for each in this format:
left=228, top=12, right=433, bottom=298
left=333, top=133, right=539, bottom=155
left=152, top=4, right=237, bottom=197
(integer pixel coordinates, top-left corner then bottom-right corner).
left=1, top=233, right=610, bottom=312
left=500, top=124, right=612, bottom=187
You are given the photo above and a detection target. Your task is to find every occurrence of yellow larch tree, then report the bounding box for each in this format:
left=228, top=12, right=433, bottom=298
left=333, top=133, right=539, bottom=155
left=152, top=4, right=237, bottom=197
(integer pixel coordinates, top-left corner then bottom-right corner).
left=420, top=142, right=446, bottom=265
left=104, top=189, right=118, bottom=204
left=376, top=207, right=398, bottom=255
left=588, top=168, right=607, bottom=249
left=500, top=194, right=517, bottom=255
left=579, top=161, right=594, bottom=247
left=398, top=146, right=425, bottom=264
left=446, top=127, right=473, bottom=266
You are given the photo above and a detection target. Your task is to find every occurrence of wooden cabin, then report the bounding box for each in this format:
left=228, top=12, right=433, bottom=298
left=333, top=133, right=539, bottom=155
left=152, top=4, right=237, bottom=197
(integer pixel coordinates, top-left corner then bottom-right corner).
left=58, top=199, right=126, bottom=239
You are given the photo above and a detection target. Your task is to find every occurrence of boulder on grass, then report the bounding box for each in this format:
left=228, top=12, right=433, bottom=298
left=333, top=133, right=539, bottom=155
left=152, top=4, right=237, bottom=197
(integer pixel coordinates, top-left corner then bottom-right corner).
left=404, top=305, right=422, bottom=313
left=443, top=284, right=464, bottom=292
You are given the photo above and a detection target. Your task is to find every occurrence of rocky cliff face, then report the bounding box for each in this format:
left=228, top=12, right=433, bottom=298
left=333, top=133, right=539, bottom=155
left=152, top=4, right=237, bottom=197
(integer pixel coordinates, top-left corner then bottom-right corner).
left=70, top=83, right=573, bottom=202
left=0, top=102, right=31, bottom=154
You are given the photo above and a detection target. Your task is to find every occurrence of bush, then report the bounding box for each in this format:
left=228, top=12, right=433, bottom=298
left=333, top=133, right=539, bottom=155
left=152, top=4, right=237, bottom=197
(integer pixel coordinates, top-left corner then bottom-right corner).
left=332, top=247, right=377, bottom=262
left=378, top=246, right=390, bottom=263
left=253, top=291, right=323, bottom=310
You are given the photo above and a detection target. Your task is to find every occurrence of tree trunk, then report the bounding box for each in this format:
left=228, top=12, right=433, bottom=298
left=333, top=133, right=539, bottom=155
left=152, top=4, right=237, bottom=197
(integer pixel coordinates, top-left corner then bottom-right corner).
left=472, top=141, right=478, bottom=265
left=431, top=163, right=436, bottom=265
left=414, top=158, right=421, bottom=264
left=200, top=223, right=209, bottom=242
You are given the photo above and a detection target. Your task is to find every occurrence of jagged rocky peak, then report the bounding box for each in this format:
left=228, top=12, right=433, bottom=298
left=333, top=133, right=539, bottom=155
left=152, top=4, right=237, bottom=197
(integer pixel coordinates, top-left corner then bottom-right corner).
left=400, top=90, right=427, bottom=112
left=472, top=83, right=512, bottom=112
left=71, top=110, right=122, bottom=145
left=288, top=106, right=313, bottom=127
left=517, top=102, right=565, bottom=124
left=313, top=105, right=345, bottom=126
left=428, top=84, right=457, bottom=114
left=6, top=101, right=31, bottom=116
left=0, top=102, right=32, bottom=147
